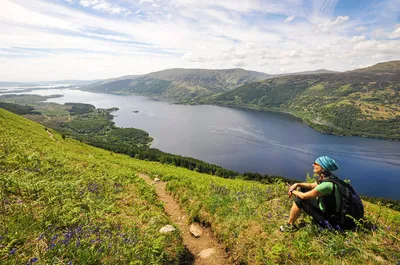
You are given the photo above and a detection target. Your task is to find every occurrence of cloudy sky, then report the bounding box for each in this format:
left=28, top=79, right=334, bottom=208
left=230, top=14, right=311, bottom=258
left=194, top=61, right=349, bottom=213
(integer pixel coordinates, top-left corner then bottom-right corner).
left=0, top=0, right=399, bottom=81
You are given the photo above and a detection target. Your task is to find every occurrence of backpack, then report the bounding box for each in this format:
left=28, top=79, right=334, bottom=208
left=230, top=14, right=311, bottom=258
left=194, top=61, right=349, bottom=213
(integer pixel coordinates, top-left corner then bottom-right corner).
left=322, top=176, right=364, bottom=230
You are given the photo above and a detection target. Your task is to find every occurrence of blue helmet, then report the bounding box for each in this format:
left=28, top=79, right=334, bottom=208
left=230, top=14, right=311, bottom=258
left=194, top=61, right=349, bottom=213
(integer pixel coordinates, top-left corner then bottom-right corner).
left=315, top=156, right=339, bottom=172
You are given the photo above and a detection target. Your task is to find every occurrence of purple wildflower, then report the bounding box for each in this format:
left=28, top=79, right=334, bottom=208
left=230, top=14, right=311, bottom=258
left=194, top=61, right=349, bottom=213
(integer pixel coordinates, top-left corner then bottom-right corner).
left=9, top=248, right=17, bottom=255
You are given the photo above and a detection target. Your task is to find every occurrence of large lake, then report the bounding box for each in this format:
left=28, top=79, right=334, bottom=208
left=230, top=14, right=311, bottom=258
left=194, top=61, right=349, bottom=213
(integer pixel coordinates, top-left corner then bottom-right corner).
left=16, top=88, right=400, bottom=200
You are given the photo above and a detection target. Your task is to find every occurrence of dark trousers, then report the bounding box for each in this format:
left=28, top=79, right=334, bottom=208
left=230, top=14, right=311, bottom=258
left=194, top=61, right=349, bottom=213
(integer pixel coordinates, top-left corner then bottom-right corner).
left=293, top=188, right=334, bottom=229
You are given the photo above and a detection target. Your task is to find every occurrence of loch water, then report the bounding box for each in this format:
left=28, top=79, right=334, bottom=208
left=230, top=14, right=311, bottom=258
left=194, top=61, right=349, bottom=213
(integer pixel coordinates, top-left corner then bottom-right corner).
left=19, top=88, right=400, bottom=200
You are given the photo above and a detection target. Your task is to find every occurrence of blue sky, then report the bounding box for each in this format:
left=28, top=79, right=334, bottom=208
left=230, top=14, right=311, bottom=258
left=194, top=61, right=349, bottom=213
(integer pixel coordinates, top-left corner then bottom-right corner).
left=0, top=0, right=399, bottom=81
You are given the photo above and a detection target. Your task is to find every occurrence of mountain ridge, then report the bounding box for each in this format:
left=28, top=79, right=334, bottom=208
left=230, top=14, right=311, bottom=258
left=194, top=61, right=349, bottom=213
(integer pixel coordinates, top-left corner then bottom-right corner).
left=83, top=67, right=339, bottom=100
left=202, top=60, right=400, bottom=140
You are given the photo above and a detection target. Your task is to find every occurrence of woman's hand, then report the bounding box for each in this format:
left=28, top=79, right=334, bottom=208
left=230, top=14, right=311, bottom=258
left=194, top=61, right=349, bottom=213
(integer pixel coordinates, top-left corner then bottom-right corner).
left=288, top=183, right=298, bottom=198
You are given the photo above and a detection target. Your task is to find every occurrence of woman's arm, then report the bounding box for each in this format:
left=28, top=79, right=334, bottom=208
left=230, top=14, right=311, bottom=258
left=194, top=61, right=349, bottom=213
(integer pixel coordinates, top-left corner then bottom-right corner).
left=288, top=182, right=317, bottom=192
left=291, top=188, right=322, bottom=200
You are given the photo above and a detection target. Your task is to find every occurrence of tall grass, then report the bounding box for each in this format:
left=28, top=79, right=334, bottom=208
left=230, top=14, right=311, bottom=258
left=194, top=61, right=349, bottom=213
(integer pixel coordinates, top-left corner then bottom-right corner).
left=0, top=109, right=183, bottom=264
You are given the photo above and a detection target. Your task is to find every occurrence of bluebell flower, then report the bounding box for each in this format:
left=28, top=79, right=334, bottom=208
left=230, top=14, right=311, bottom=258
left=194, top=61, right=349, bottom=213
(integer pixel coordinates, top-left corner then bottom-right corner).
left=9, top=248, right=17, bottom=255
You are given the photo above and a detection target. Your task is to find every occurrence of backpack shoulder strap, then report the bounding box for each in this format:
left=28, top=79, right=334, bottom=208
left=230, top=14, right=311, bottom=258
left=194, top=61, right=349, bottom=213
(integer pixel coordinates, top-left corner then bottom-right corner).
left=320, top=177, right=338, bottom=215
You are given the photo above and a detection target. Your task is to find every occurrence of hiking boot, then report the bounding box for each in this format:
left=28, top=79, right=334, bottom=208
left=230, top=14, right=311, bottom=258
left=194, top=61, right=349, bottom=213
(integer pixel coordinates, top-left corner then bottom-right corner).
left=279, top=223, right=297, bottom=232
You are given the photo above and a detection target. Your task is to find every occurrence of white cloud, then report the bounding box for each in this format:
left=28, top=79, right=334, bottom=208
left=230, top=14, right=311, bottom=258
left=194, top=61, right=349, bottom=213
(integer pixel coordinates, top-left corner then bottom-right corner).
left=80, top=0, right=99, bottom=7
left=79, top=0, right=130, bottom=15
left=303, top=58, right=323, bottom=64
left=353, top=39, right=400, bottom=55
left=280, top=49, right=302, bottom=58
left=355, top=26, right=368, bottom=32
left=260, top=51, right=280, bottom=60
left=389, top=24, right=400, bottom=39
left=371, top=28, right=386, bottom=38
left=181, top=52, right=208, bottom=62
left=350, top=35, right=366, bottom=43
left=0, top=0, right=400, bottom=81
left=0, top=0, right=75, bottom=31
left=307, top=0, right=340, bottom=20
left=315, top=15, right=349, bottom=33
left=284, top=16, right=295, bottom=23
left=245, top=42, right=255, bottom=49
left=171, top=0, right=261, bottom=12
left=233, top=60, right=246, bottom=67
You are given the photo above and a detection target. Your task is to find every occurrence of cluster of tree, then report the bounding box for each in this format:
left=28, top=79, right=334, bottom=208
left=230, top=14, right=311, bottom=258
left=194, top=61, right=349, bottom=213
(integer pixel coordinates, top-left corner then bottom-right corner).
left=64, top=116, right=111, bottom=134
left=65, top=103, right=95, bottom=115
left=319, top=104, right=400, bottom=140
left=241, top=171, right=298, bottom=184
left=106, top=128, right=152, bottom=148
left=0, top=102, right=35, bottom=115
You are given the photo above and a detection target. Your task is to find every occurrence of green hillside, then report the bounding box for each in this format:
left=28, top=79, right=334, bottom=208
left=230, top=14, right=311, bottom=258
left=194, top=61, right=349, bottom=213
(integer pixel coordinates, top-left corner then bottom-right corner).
left=84, top=68, right=271, bottom=101
left=1, top=108, right=399, bottom=264
left=201, top=61, right=400, bottom=140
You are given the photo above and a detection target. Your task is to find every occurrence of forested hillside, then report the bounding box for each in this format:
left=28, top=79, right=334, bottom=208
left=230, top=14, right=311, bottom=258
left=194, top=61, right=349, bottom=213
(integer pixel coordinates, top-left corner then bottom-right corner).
left=201, top=61, right=400, bottom=140
left=84, top=68, right=271, bottom=100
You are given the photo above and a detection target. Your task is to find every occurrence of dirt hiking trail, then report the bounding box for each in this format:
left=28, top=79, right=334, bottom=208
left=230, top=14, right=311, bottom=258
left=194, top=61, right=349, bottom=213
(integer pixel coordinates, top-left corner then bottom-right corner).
left=139, top=173, right=230, bottom=265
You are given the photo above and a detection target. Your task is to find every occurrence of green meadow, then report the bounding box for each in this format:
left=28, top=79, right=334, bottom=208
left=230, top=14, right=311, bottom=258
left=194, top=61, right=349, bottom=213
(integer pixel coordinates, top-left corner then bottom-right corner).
left=1, top=108, right=399, bottom=264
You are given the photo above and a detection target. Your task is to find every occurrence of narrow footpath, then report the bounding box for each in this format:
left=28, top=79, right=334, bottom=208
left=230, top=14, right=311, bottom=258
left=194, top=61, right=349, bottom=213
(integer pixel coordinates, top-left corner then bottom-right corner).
left=138, top=173, right=230, bottom=265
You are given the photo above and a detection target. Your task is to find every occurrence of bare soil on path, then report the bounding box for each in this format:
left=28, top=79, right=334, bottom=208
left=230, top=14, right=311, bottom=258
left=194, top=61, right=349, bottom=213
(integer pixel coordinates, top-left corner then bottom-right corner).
left=138, top=173, right=230, bottom=265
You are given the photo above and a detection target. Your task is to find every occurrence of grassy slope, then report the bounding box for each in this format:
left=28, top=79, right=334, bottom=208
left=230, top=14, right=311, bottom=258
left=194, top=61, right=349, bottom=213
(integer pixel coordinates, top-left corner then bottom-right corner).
left=0, top=109, right=183, bottom=265
left=1, top=108, right=399, bottom=264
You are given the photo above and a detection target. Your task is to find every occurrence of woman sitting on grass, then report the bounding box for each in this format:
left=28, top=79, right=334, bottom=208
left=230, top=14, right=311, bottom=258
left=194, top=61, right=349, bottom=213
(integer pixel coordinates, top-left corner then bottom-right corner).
left=280, top=156, right=363, bottom=232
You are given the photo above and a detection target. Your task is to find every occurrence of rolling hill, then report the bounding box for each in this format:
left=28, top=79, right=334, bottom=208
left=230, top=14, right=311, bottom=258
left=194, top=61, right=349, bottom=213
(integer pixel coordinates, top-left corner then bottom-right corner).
left=202, top=61, right=400, bottom=140
left=84, top=68, right=271, bottom=100
left=83, top=68, right=337, bottom=101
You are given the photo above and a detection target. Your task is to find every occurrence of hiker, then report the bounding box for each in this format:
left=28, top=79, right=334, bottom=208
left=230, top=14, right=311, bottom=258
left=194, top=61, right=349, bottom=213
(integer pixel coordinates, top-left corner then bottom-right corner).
left=280, top=156, right=364, bottom=232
